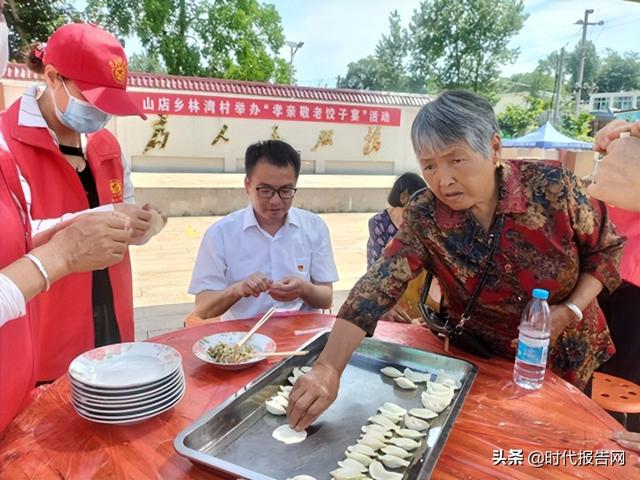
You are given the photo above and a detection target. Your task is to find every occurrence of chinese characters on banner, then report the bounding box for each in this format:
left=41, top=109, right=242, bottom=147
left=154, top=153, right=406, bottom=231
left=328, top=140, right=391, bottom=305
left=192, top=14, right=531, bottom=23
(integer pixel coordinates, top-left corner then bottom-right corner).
left=129, top=92, right=401, bottom=127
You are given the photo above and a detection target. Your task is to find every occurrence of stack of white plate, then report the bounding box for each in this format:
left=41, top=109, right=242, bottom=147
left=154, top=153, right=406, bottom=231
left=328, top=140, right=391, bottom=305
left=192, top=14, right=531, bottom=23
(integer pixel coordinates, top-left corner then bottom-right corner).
left=68, top=342, right=185, bottom=425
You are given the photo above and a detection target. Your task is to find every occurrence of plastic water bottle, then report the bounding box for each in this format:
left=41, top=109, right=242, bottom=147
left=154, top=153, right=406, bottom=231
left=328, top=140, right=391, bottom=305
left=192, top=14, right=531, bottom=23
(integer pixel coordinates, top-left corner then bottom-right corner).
left=513, top=288, right=551, bottom=390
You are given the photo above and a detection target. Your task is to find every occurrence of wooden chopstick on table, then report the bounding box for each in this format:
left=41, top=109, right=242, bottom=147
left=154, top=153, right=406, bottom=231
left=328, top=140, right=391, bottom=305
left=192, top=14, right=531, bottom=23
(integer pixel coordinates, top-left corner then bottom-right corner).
left=237, top=307, right=276, bottom=347
left=256, top=350, right=310, bottom=358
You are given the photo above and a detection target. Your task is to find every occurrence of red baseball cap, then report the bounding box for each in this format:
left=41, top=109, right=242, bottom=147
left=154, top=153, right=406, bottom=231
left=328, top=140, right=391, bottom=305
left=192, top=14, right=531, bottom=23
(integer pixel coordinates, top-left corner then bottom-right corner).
left=43, top=23, right=146, bottom=119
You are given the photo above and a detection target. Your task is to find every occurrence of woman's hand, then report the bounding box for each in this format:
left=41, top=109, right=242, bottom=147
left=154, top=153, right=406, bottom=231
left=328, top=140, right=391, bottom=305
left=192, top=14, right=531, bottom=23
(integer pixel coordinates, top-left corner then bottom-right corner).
left=114, top=203, right=152, bottom=242
left=381, top=305, right=412, bottom=323
left=549, top=304, right=577, bottom=342
left=45, top=211, right=133, bottom=274
left=287, top=362, right=340, bottom=431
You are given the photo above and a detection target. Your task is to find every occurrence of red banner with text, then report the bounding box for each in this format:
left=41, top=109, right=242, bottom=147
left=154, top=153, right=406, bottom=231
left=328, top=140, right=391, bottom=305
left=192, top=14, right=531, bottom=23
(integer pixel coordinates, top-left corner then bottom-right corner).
left=130, top=92, right=402, bottom=126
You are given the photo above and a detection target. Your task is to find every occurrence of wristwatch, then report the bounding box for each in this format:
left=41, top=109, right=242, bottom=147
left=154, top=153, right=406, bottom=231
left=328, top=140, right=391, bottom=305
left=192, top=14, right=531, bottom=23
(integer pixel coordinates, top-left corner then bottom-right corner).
left=564, top=302, right=583, bottom=321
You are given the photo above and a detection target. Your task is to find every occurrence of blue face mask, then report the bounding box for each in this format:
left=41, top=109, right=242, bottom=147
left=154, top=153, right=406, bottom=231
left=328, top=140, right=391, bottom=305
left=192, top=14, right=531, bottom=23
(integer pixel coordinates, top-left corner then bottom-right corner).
left=54, top=79, right=112, bottom=133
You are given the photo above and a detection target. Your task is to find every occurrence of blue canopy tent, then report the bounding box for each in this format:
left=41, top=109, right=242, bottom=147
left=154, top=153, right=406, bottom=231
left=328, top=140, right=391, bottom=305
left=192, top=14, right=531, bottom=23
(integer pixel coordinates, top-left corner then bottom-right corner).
left=502, top=121, right=592, bottom=150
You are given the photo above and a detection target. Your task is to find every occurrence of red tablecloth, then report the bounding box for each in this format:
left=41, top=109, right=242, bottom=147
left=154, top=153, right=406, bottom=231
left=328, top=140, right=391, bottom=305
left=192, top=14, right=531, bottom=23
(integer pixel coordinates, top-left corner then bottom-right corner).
left=1, top=313, right=638, bottom=479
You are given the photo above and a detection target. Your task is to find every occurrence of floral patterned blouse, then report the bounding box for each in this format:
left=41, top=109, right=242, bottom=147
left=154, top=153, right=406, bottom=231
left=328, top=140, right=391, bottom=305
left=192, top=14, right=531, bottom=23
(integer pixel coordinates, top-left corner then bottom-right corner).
left=367, top=210, right=398, bottom=268
left=338, top=160, right=625, bottom=389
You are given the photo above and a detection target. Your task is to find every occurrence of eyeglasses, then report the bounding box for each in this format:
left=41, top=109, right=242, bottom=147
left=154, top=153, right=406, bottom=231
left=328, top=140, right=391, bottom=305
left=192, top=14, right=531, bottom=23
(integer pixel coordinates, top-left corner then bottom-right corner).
left=255, top=186, right=298, bottom=199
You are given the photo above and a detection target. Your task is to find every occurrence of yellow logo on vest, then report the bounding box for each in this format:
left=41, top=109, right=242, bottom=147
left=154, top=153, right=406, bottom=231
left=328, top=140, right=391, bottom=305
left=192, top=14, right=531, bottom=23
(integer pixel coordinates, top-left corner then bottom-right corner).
left=109, top=57, right=127, bottom=85
left=109, top=179, right=123, bottom=201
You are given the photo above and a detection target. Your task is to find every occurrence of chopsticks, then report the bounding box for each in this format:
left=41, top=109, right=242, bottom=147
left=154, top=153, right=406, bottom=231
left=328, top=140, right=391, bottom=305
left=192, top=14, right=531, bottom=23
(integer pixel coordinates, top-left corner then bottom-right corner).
left=255, top=350, right=309, bottom=358
left=237, top=306, right=276, bottom=347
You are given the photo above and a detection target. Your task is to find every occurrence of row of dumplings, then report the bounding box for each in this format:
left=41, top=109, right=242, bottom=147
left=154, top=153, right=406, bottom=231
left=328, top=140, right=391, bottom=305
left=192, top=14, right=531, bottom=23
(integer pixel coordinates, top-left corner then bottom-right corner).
left=330, top=401, right=428, bottom=480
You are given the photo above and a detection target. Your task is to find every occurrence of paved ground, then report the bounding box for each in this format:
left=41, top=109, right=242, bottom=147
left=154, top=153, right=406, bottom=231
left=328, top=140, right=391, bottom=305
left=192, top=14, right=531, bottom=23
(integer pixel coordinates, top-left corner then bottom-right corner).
left=131, top=213, right=371, bottom=339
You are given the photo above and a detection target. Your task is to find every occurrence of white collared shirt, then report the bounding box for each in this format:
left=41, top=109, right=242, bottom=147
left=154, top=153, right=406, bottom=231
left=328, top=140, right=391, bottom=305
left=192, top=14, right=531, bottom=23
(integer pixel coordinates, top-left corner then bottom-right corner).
left=189, top=206, right=339, bottom=320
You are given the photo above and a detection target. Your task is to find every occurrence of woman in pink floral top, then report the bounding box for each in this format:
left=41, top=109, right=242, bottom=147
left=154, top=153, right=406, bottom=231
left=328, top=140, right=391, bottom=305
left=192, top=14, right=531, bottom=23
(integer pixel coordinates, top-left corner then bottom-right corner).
left=287, top=91, right=624, bottom=431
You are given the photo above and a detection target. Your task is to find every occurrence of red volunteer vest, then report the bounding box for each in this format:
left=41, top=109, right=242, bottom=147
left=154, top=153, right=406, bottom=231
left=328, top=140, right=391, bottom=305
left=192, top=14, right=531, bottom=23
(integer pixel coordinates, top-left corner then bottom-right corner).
left=0, top=143, right=35, bottom=432
left=1, top=99, right=133, bottom=381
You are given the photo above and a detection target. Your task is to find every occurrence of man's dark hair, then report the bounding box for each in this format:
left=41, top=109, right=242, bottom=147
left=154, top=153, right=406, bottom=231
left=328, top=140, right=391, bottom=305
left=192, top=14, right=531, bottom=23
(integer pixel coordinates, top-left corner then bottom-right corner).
left=387, top=172, right=427, bottom=207
left=245, top=140, right=301, bottom=178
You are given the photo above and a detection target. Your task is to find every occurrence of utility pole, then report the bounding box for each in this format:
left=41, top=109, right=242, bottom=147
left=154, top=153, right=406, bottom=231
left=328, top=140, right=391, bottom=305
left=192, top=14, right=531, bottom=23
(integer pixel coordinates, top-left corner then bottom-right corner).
left=552, top=47, right=565, bottom=126
left=285, top=40, right=304, bottom=85
left=574, top=9, right=604, bottom=115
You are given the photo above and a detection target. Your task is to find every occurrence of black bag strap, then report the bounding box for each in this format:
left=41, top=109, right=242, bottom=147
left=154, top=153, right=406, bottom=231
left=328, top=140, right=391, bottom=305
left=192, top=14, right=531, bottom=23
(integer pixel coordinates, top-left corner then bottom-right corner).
left=420, top=214, right=505, bottom=333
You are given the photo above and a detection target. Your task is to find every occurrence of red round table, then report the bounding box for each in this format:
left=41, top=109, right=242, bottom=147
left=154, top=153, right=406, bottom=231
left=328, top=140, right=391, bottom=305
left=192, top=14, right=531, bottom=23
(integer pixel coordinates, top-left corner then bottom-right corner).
left=1, top=313, right=638, bottom=479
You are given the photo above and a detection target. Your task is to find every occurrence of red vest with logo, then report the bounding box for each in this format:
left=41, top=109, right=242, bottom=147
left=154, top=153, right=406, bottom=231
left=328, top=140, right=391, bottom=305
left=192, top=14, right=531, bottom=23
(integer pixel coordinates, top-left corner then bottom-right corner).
left=1, top=99, right=133, bottom=381
left=0, top=143, right=35, bottom=432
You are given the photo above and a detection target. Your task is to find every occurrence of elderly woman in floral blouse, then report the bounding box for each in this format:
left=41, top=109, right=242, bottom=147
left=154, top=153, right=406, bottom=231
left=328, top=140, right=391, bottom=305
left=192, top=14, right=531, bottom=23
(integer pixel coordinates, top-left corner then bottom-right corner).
left=287, top=90, right=625, bottom=431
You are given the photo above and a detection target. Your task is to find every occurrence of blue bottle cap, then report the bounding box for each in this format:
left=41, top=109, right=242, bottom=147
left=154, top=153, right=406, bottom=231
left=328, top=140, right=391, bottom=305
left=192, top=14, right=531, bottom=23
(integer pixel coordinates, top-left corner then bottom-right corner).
left=532, top=288, right=549, bottom=300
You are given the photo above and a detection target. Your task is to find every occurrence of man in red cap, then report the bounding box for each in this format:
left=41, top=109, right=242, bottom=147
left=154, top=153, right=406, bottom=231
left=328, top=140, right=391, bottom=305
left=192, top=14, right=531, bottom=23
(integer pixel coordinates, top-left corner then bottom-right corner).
left=0, top=22, right=165, bottom=382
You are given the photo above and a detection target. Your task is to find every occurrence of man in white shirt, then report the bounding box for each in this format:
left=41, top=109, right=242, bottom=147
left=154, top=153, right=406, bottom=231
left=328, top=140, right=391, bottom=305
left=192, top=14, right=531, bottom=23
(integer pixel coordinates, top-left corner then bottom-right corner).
left=189, top=140, right=339, bottom=320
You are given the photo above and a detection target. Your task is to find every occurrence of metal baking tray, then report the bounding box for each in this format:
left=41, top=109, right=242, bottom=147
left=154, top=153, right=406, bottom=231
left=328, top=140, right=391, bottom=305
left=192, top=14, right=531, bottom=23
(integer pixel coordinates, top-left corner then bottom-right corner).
left=175, top=332, right=477, bottom=479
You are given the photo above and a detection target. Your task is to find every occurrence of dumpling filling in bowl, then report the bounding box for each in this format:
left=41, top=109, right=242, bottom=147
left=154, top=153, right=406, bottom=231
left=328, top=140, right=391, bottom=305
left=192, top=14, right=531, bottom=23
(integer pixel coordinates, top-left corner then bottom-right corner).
left=207, top=342, right=256, bottom=364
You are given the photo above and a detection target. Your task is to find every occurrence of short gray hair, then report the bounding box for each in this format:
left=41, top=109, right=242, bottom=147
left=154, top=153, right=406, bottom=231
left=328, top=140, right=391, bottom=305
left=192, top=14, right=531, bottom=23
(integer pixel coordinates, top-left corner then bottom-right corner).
left=411, top=90, right=499, bottom=159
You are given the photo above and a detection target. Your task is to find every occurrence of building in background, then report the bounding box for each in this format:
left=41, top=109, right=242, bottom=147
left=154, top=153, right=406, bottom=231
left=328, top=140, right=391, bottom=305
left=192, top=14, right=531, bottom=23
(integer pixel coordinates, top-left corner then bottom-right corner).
left=0, top=64, right=430, bottom=176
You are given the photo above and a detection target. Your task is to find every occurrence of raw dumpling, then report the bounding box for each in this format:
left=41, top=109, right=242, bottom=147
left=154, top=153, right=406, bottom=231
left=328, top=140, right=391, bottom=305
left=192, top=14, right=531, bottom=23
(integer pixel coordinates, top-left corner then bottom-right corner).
left=378, top=454, right=410, bottom=469
left=300, top=366, right=313, bottom=373
left=338, top=458, right=368, bottom=472
left=359, top=429, right=387, bottom=443
left=292, top=367, right=306, bottom=379
left=409, top=407, right=439, bottom=420
left=390, top=437, right=419, bottom=451
left=265, top=399, right=286, bottom=415
left=362, top=425, right=392, bottom=437
left=393, top=377, right=417, bottom=390
left=426, top=381, right=454, bottom=396
left=421, top=392, right=451, bottom=413
left=346, top=450, right=374, bottom=466
left=358, top=434, right=387, bottom=450
left=272, top=394, right=289, bottom=408
left=403, top=367, right=430, bottom=383
left=368, top=414, right=399, bottom=430
left=280, top=385, right=293, bottom=393
left=369, top=460, right=403, bottom=480
left=288, top=375, right=298, bottom=385
left=348, top=443, right=377, bottom=457
left=377, top=407, right=403, bottom=421
left=397, top=428, right=426, bottom=439
left=330, top=467, right=366, bottom=480
left=272, top=425, right=307, bottom=444
left=287, top=476, right=317, bottom=480
left=435, top=375, right=462, bottom=390
left=403, top=414, right=430, bottom=431
left=279, top=390, right=290, bottom=400
left=380, top=366, right=403, bottom=378
left=381, top=445, right=412, bottom=459
left=381, top=402, right=407, bottom=416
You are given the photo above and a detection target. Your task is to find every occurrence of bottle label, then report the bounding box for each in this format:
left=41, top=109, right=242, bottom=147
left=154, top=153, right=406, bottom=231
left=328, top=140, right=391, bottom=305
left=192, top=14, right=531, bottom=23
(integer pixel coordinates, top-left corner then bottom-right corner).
left=516, top=337, right=549, bottom=367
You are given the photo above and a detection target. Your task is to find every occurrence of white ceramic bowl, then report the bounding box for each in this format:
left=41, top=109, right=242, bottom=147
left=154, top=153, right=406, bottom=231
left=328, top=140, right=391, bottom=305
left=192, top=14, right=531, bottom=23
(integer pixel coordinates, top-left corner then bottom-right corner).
left=193, top=332, right=276, bottom=370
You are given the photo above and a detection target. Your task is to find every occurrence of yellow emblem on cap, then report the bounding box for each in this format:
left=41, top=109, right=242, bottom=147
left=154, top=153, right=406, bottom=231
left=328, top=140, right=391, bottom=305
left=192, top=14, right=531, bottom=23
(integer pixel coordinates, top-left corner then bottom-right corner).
left=109, top=57, right=127, bottom=84
left=109, top=179, right=123, bottom=196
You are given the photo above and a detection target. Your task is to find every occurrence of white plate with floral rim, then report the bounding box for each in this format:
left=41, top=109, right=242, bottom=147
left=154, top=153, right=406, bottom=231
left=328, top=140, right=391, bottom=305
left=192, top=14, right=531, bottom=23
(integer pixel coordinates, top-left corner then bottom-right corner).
left=68, top=366, right=182, bottom=396
left=68, top=342, right=182, bottom=389
left=193, top=332, right=276, bottom=371
left=71, top=370, right=185, bottom=406
left=72, top=379, right=185, bottom=415
left=73, top=385, right=185, bottom=425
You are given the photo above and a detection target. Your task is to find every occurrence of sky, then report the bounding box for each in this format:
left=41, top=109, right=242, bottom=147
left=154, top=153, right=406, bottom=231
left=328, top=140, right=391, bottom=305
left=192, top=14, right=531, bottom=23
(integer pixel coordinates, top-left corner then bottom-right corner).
left=72, top=0, right=640, bottom=87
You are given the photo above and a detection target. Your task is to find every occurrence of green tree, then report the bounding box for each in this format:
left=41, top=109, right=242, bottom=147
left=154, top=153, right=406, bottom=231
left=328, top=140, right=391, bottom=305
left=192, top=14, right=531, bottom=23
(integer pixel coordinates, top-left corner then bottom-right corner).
left=497, top=96, right=548, bottom=138
left=595, top=50, right=640, bottom=93
left=84, top=0, right=291, bottom=83
left=566, top=41, right=599, bottom=100
left=338, top=11, right=414, bottom=91
left=559, top=112, right=593, bottom=142
left=409, top=0, right=527, bottom=97
left=128, top=53, right=166, bottom=74
left=3, top=0, right=78, bottom=60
